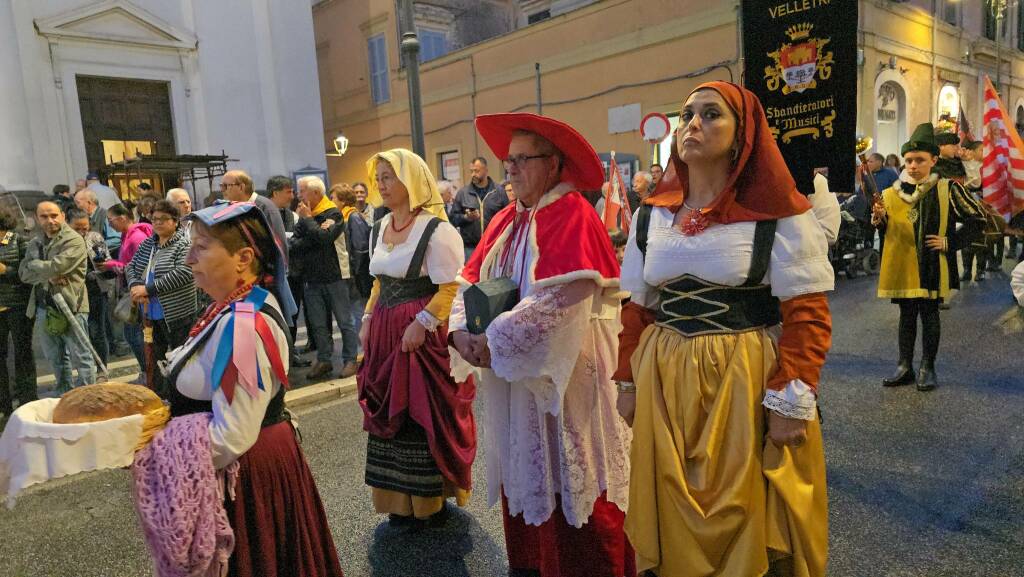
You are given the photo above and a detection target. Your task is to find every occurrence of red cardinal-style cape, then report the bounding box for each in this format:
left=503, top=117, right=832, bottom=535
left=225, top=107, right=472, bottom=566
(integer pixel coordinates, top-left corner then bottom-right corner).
left=459, top=185, right=620, bottom=291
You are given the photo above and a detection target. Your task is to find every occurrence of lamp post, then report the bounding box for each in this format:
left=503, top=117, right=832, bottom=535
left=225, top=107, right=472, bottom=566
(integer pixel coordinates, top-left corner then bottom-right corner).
left=988, top=0, right=1015, bottom=97
left=397, top=0, right=425, bottom=157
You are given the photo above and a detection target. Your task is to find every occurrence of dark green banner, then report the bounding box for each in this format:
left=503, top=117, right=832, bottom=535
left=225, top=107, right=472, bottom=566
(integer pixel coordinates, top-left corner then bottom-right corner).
left=742, top=0, right=859, bottom=195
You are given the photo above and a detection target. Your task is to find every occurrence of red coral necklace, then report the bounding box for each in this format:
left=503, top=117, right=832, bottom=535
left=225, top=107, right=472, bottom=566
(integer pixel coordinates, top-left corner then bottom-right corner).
left=678, top=200, right=710, bottom=236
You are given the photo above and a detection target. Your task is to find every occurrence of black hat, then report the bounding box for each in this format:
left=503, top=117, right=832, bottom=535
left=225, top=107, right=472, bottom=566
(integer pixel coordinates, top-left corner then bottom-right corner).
left=961, top=138, right=983, bottom=150
left=902, top=123, right=940, bottom=156
left=935, top=132, right=960, bottom=146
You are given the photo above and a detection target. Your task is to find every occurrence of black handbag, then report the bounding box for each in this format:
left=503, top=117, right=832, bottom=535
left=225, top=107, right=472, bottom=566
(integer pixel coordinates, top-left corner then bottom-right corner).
left=463, top=277, right=519, bottom=335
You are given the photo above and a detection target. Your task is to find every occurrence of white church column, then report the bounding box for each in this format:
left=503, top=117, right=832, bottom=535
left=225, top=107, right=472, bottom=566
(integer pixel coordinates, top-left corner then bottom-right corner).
left=0, top=1, right=40, bottom=190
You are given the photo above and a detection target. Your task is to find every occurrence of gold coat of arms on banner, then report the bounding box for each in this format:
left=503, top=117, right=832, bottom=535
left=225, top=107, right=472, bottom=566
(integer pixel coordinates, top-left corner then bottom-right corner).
left=762, top=23, right=837, bottom=143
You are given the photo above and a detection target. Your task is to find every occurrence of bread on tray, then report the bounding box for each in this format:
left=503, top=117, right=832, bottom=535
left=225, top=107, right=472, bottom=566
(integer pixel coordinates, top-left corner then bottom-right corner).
left=52, top=383, right=164, bottom=424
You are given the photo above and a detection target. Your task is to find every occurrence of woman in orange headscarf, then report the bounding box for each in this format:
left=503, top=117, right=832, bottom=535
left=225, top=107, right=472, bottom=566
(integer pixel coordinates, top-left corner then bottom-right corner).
left=615, top=82, right=834, bottom=576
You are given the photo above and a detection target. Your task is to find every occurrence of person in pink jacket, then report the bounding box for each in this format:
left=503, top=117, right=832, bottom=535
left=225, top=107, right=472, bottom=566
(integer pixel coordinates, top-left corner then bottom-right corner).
left=102, top=203, right=153, bottom=376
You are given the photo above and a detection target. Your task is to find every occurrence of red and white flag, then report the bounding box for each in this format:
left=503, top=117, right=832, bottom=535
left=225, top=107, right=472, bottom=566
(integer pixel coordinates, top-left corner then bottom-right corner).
left=602, top=151, right=632, bottom=234
left=981, top=76, right=1024, bottom=220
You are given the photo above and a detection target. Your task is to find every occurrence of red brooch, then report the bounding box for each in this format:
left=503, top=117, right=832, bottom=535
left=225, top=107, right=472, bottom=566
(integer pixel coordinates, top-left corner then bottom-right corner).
left=680, top=208, right=709, bottom=236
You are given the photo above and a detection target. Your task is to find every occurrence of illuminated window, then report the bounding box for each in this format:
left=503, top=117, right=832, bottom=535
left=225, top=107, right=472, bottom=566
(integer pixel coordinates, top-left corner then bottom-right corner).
left=937, top=85, right=960, bottom=122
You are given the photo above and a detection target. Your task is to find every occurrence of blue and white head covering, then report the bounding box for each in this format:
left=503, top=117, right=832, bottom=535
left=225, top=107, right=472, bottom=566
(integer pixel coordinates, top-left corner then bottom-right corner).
left=187, top=201, right=297, bottom=323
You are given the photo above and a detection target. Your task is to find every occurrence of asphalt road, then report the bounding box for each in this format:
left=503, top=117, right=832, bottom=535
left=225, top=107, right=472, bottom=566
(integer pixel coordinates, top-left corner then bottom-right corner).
left=1, top=265, right=1022, bottom=577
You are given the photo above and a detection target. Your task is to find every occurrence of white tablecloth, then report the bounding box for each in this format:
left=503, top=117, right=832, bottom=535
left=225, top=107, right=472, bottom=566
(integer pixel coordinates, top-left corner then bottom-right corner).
left=0, top=398, right=144, bottom=508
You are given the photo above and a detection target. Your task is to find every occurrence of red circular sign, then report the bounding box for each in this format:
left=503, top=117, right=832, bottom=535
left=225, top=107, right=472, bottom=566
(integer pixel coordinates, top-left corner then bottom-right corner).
left=641, top=112, right=672, bottom=143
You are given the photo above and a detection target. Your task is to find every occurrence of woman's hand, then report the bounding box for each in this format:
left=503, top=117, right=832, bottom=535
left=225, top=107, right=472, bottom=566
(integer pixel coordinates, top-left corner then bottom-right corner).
left=767, top=411, right=808, bottom=448
left=359, top=317, right=370, bottom=354
left=130, top=284, right=150, bottom=304
left=924, top=234, right=947, bottom=252
left=616, top=391, right=636, bottom=427
left=401, top=320, right=427, bottom=352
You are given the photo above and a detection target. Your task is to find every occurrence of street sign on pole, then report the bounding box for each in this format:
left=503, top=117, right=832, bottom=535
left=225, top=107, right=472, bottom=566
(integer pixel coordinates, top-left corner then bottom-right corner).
left=640, top=112, right=671, bottom=143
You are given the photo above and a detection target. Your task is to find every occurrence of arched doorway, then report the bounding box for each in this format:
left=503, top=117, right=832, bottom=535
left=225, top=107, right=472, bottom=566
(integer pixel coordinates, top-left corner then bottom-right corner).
left=875, top=79, right=907, bottom=158
left=1016, top=105, right=1024, bottom=134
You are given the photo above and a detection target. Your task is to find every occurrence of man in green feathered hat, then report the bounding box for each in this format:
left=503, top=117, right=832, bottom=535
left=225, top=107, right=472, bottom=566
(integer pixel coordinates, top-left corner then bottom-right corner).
left=871, top=122, right=986, bottom=391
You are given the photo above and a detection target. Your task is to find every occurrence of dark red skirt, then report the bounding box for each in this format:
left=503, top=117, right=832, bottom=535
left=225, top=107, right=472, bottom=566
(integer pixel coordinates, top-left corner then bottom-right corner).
left=357, top=295, right=476, bottom=490
left=502, top=491, right=636, bottom=577
left=224, top=421, right=344, bottom=577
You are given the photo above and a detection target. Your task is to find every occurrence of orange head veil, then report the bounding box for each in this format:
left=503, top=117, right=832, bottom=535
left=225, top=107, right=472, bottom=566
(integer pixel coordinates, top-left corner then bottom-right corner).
left=645, top=81, right=811, bottom=224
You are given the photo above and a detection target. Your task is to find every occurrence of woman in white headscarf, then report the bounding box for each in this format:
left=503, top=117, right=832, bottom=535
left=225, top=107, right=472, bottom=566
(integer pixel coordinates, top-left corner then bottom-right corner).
left=356, top=149, right=476, bottom=527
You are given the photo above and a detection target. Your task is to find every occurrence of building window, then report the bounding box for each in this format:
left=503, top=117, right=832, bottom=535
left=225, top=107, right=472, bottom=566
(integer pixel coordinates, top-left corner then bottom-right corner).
left=1018, top=2, right=1024, bottom=50
left=528, top=9, right=551, bottom=24
left=942, top=0, right=958, bottom=24
left=656, top=114, right=680, bottom=166
left=937, top=85, right=960, bottom=122
left=438, top=150, right=462, bottom=187
left=419, top=29, right=448, bottom=63
left=368, top=34, right=390, bottom=105
left=983, top=4, right=999, bottom=39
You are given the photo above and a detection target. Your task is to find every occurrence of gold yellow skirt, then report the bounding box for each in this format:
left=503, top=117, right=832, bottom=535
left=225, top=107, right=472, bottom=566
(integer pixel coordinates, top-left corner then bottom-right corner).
left=625, top=325, right=827, bottom=577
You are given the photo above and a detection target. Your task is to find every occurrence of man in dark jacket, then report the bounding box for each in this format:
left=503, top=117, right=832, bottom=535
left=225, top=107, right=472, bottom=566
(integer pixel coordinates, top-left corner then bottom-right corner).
left=0, top=206, right=36, bottom=414
left=292, top=176, right=358, bottom=380
left=268, top=175, right=312, bottom=368
left=450, top=157, right=507, bottom=259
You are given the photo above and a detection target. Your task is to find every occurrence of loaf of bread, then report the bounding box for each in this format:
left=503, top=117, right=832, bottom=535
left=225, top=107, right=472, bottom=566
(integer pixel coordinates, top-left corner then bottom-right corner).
left=52, top=383, right=165, bottom=424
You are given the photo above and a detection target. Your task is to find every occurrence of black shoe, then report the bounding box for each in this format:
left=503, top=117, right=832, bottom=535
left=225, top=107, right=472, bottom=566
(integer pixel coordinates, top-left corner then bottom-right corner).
left=388, top=513, right=417, bottom=527
left=428, top=502, right=452, bottom=528
left=291, top=356, right=312, bottom=368
left=975, top=271, right=986, bottom=281
left=917, top=366, right=938, bottom=391
left=883, top=362, right=916, bottom=387
left=961, top=272, right=972, bottom=282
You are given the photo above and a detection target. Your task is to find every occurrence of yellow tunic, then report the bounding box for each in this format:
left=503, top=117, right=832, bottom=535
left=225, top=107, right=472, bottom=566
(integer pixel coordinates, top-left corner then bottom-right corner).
left=626, top=326, right=827, bottom=577
left=876, top=182, right=951, bottom=300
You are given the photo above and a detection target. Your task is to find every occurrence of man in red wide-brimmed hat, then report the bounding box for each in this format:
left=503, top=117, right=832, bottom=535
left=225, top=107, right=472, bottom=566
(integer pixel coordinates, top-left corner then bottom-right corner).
left=448, top=113, right=634, bottom=577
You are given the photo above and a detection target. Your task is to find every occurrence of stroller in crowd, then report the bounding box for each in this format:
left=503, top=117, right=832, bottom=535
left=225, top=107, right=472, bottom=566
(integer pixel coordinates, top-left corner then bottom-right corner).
left=831, top=192, right=880, bottom=278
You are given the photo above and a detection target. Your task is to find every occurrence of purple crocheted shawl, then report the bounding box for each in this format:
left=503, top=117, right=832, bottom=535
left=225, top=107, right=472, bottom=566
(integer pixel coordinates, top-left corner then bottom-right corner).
left=132, top=413, right=240, bottom=577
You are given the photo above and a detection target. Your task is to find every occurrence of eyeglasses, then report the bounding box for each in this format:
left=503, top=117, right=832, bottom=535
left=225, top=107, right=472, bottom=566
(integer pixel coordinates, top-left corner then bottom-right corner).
left=151, top=216, right=175, bottom=224
left=220, top=182, right=239, bottom=192
left=502, top=154, right=551, bottom=169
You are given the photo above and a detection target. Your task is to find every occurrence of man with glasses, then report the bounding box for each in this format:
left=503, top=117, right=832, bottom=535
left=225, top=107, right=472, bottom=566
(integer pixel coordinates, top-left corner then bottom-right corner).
left=220, top=170, right=288, bottom=264
left=449, top=114, right=631, bottom=577
left=450, top=156, right=507, bottom=260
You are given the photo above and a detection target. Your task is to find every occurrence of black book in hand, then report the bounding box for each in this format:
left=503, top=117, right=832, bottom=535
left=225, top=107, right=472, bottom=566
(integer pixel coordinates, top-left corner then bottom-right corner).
left=464, top=277, right=519, bottom=335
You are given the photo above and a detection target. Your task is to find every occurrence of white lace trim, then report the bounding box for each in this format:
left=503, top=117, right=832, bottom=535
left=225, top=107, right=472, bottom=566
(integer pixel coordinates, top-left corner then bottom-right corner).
left=486, top=281, right=592, bottom=416
left=468, top=281, right=630, bottom=528
left=762, top=379, right=817, bottom=421
left=415, top=309, right=440, bottom=332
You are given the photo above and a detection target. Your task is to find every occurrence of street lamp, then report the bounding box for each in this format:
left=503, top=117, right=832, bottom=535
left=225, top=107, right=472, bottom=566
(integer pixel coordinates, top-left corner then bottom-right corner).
left=333, top=134, right=349, bottom=156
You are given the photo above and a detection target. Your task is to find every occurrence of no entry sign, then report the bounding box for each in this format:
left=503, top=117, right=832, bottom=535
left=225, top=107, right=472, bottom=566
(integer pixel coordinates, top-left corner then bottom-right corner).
left=641, top=112, right=671, bottom=143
